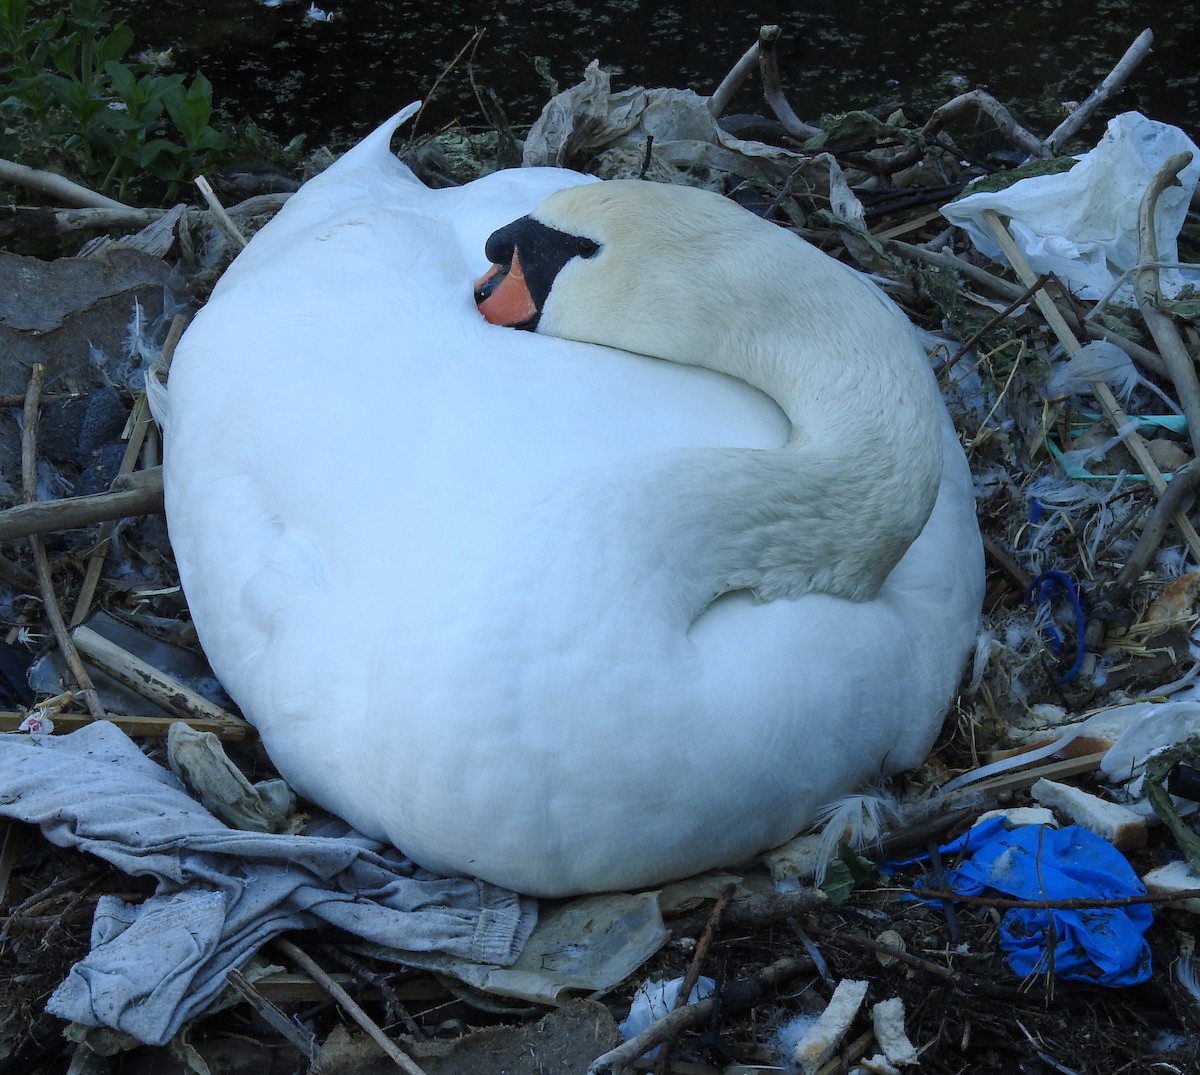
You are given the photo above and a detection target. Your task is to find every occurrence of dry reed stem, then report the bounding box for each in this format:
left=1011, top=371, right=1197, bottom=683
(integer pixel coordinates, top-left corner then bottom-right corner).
left=21, top=364, right=107, bottom=723
left=195, top=175, right=247, bottom=248
left=273, top=937, right=431, bottom=1075
left=70, top=314, right=186, bottom=626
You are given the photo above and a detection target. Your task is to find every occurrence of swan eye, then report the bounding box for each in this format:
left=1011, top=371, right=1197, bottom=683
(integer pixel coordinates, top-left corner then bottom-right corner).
left=576, top=237, right=600, bottom=258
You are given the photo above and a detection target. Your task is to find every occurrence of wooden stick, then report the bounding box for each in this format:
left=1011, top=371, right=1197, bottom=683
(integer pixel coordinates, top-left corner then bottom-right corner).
left=70, top=625, right=248, bottom=734
left=884, top=238, right=1168, bottom=377
left=1112, top=457, right=1200, bottom=592
left=981, top=208, right=1200, bottom=565
left=950, top=751, right=1108, bottom=799
left=588, top=955, right=813, bottom=1075
left=0, top=157, right=129, bottom=210
left=1047, top=29, right=1154, bottom=153
left=0, top=710, right=250, bottom=740
left=653, top=883, right=736, bottom=1075
left=21, top=365, right=108, bottom=723
left=923, top=89, right=1050, bottom=159
left=226, top=968, right=318, bottom=1058
left=1134, top=151, right=1200, bottom=458
left=0, top=474, right=164, bottom=542
left=709, top=39, right=760, bottom=118
left=757, top=26, right=821, bottom=141
left=272, top=938, right=430, bottom=1075
left=195, top=175, right=247, bottom=249
left=71, top=394, right=161, bottom=627
left=917, top=885, right=1200, bottom=912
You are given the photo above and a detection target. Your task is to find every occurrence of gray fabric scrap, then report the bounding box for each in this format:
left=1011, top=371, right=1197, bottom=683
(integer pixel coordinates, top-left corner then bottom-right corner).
left=0, top=721, right=536, bottom=1046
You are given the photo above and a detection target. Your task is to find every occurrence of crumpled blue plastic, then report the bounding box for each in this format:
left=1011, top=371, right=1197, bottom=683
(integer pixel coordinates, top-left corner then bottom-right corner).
left=920, top=818, right=1152, bottom=986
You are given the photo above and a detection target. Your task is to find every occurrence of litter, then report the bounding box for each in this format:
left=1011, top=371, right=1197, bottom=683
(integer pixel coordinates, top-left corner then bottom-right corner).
left=922, top=818, right=1152, bottom=986
left=942, top=111, right=1200, bottom=302
left=0, top=721, right=535, bottom=1045
left=617, top=975, right=717, bottom=1059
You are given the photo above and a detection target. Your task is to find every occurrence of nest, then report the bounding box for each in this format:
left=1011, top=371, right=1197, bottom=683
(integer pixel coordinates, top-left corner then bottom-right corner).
left=2, top=23, right=1200, bottom=1075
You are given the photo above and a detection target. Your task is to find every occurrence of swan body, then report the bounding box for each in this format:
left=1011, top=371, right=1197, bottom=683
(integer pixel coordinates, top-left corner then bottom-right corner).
left=162, top=105, right=984, bottom=897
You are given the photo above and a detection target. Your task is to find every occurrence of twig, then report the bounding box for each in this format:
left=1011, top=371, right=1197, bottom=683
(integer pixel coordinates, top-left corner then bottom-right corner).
left=272, top=937, right=430, bottom=1075
left=1134, top=151, right=1200, bottom=458
left=69, top=404, right=156, bottom=626
left=982, top=533, right=1034, bottom=593
left=226, top=968, right=318, bottom=1059
left=653, top=883, right=736, bottom=1075
left=0, top=157, right=129, bottom=210
left=802, top=919, right=964, bottom=982
left=0, top=822, right=20, bottom=910
left=1047, top=29, right=1154, bottom=152
left=638, top=136, right=655, bottom=181
left=71, top=311, right=185, bottom=625
left=757, top=26, right=821, bottom=141
left=709, top=39, right=761, bottom=118
left=319, top=947, right=427, bottom=1040
left=412, top=28, right=486, bottom=139
left=70, top=625, right=248, bottom=734
left=21, top=364, right=107, bottom=723
left=922, top=89, right=1051, bottom=159
left=588, top=955, right=813, bottom=1075
left=1111, top=457, right=1200, bottom=592
left=942, top=273, right=1050, bottom=374
left=0, top=472, right=164, bottom=542
left=669, top=887, right=827, bottom=937
left=917, top=885, right=1200, bottom=911
left=885, top=238, right=1168, bottom=377
left=195, top=175, right=247, bottom=249
left=0, top=710, right=251, bottom=740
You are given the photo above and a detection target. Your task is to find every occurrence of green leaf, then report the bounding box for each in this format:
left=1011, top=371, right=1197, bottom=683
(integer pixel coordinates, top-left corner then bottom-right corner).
left=0, top=0, right=29, bottom=46
left=138, top=136, right=187, bottom=178
left=103, top=57, right=136, bottom=98
left=818, top=844, right=878, bottom=904
left=95, top=21, right=132, bottom=67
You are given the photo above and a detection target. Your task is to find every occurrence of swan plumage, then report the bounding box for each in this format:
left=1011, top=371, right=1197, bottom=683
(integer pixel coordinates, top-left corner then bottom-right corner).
left=161, top=104, right=984, bottom=897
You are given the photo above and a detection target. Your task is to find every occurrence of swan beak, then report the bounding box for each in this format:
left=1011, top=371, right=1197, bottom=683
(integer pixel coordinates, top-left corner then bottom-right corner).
left=474, top=249, right=539, bottom=329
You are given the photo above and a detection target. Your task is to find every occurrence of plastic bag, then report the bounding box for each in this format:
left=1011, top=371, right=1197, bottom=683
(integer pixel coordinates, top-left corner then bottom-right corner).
left=942, top=112, right=1200, bottom=302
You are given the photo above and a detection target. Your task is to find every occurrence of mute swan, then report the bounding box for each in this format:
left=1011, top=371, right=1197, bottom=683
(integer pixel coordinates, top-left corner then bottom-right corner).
left=162, top=104, right=983, bottom=898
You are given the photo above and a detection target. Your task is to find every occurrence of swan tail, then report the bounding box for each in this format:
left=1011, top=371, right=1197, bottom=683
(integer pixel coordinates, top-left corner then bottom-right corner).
left=333, top=102, right=422, bottom=179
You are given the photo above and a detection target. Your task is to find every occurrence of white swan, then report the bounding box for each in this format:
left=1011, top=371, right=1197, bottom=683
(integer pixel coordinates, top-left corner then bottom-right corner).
left=161, top=104, right=983, bottom=898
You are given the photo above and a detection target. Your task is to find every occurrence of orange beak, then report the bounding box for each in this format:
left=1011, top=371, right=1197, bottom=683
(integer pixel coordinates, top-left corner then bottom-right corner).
left=473, top=248, right=539, bottom=327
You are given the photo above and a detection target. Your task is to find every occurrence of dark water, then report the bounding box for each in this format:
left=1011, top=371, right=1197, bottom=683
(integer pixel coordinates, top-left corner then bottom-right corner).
left=110, top=0, right=1199, bottom=151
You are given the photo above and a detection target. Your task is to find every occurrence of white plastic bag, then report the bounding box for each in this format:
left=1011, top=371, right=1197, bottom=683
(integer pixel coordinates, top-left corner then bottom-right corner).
left=942, top=112, right=1200, bottom=302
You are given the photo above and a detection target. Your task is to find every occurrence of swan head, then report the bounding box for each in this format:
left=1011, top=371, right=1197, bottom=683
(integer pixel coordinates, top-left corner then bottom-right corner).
left=473, top=180, right=948, bottom=604
left=473, top=181, right=802, bottom=379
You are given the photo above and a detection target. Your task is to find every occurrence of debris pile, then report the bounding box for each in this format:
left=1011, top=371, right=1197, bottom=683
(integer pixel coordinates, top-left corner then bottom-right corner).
left=2, top=23, right=1200, bottom=1075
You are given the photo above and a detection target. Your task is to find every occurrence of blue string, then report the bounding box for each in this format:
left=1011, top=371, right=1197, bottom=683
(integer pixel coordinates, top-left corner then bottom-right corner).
left=1025, top=570, right=1086, bottom=685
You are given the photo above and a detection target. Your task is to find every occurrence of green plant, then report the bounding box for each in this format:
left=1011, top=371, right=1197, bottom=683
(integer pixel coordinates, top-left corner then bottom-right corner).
left=0, top=0, right=231, bottom=201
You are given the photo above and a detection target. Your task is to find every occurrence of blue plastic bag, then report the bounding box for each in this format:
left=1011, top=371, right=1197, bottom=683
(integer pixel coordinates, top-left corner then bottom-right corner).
left=924, top=818, right=1152, bottom=986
